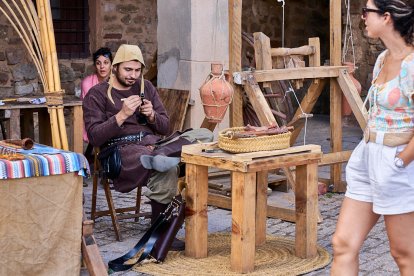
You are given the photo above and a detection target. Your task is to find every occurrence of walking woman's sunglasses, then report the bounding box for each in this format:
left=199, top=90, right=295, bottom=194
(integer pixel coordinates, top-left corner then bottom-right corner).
left=362, top=7, right=384, bottom=19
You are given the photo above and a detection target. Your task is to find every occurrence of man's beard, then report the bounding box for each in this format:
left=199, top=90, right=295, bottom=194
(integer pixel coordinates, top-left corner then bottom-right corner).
left=114, top=70, right=137, bottom=88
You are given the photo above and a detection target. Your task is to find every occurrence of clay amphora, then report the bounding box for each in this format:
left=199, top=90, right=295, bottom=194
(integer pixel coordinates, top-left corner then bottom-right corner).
left=199, top=63, right=234, bottom=123
left=342, top=62, right=362, bottom=116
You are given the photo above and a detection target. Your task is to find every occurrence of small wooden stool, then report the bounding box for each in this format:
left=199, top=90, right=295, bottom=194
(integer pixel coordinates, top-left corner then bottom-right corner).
left=181, top=143, right=322, bottom=273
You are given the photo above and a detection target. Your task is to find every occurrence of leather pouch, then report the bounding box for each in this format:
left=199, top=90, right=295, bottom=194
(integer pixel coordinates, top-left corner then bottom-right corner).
left=98, top=145, right=121, bottom=179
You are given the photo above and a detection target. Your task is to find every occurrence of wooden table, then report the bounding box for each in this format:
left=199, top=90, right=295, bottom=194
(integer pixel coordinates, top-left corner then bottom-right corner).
left=0, top=143, right=88, bottom=275
left=181, top=143, right=322, bottom=273
left=0, top=97, right=83, bottom=153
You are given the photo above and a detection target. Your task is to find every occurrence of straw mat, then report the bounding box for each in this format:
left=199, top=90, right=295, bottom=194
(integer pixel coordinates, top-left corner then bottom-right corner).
left=134, top=233, right=331, bottom=275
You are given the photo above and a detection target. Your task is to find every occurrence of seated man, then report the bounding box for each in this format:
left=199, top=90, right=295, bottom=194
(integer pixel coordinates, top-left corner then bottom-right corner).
left=83, top=44, right=213, bottom=250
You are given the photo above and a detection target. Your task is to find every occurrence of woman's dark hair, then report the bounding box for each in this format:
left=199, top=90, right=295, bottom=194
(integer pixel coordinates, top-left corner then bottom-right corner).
left=374, top=0, right=414, bottom=45
left=92, top=47, right=113, bottom=63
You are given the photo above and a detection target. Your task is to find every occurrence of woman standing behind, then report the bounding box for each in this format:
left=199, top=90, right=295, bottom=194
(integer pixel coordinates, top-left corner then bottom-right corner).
left=331, top=0, right=414, bottom=275
left=81, top=47, right=113, bottom=142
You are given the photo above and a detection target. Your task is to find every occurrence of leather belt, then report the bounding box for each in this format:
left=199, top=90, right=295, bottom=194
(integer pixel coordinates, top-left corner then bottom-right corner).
left=364, top=128, right=413, bottom=147
left=105, top=132, right=151, bottom=147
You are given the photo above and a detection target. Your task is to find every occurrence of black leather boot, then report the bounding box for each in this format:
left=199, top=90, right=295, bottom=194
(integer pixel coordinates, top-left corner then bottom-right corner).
left=150, top=199, right=168, bottom=224
left=149, top=199, right=185, bottom=251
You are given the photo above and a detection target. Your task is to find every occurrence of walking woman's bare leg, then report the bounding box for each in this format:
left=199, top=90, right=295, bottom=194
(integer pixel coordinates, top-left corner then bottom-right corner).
left=384, top=212, right=414, bottom=276
left=331, top=197, right=380, bottom=276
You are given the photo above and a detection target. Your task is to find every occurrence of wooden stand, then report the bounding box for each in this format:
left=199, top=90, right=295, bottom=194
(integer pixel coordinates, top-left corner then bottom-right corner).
left=227, top=1, right=362, bottom=193
left=182, top=143, right=322, bottom=273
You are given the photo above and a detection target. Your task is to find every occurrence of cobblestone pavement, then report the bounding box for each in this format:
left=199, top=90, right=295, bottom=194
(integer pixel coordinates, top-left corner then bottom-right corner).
left=81, top=115, right=399, bottom=275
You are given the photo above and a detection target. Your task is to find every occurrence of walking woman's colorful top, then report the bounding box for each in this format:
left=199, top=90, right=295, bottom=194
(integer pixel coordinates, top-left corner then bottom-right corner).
left=367, top=51, right=414, bottom=132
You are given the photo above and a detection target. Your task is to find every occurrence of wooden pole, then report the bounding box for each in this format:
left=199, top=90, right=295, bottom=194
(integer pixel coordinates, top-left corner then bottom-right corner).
left=57, top=107, right=69, bottom=150
left=44, top=0, right=61, bottom=91
left=329, top=0, right=345, bottom=192
left=37, top=0, right=54, bottom=92
left=49, top=107, right=62, bottom=149
left=228, top=0, right=244, bottom=127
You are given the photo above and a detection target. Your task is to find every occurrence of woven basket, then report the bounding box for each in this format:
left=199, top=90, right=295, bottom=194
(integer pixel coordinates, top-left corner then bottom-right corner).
left=218, top=127, right=291, bottom=153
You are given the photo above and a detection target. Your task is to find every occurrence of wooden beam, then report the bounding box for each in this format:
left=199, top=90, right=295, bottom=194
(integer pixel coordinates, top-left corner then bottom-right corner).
left=233, top=66, right=345, bottom=84
left=336, top=69, right=368, bottom=130
left=253, top=32, right=272, bottom=89
left=308, top=38, right=320, bottom=67
left=81, top=219, right=107, bottom=276
left=200, top=117, right=217, bottom=132
left=208, top=192, right=296, bottom=222
left=244, top=75, right=277, bottom=126
left=320, top=150, right=352, bottom=166
left=228, top=0, right=243, bottom=127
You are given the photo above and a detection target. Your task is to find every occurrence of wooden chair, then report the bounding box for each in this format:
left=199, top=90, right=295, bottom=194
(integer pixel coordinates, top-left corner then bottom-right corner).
left=90, top=88, right=190, bottom=241
left=90, top=147, right=151, bottom=241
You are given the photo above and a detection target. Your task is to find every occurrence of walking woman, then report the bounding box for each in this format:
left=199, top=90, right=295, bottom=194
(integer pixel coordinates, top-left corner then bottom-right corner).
left=331, top=0, right=414, bottom=275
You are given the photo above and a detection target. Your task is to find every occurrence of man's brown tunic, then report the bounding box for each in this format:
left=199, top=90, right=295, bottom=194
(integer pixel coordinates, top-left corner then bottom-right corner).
left=83, top=79, right=170, bottom=193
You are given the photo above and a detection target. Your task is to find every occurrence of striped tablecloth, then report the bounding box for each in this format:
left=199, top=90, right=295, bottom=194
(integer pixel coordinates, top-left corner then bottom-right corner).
left=0, top=142, right=90, bottom=179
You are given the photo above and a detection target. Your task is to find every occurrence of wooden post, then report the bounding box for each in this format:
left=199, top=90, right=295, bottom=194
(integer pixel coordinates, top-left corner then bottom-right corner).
left=244, top=75, right=277, bottom=126
left=256, top=171, right=267, bottom=246
left=330, top=0, right=345, bottom=192
left=336, top=69, right=368, bottom=129
left=295, top=163, right=318, bottom=258
left=72, top=105, right=84, bottom=153
left=228, top=0, right=243, bottom=127
left=185, top=163, right=209, bottom=258
left=231, top=171, right=256, bottom=273
left=253, top=32, right=272, bottom=89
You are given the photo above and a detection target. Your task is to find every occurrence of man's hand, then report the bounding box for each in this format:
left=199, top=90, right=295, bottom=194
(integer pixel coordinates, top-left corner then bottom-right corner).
left=140, top=99, right=155, bottom=123
left=115, top=95, right=142, bottom=126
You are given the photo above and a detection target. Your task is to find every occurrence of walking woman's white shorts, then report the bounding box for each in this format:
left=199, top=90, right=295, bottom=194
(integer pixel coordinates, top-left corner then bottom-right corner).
left=345, top=140, right=414, bottom=215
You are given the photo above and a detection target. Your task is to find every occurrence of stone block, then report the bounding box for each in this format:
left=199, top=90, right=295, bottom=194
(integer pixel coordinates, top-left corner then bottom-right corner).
left=0, top=25, right=8, bottom=37
left=103, top=2, right=117, bottom=13
left=6, top=49, right=25, bottom=65
left=104, top=24, right=123, bottom=32
left=0, top=86, right=14, bottom=98
left=61, top=82, right=76, bottom=95
left=105, top=40, right=128, bottom=52
left=0, top=72, right=9, bottom=85
left=121, top=14, right=132, bottom=25
left=103, top=33, right=123, bottom=39
left=117, top=4, right=139, bottom=14
left=12, top=63, right=38, bottom=81
left=14, top=81, right=34, bottom=95
left=59, top=64, right=75, bottom=82
left=126, top=26, right=143, bottom=34
left=71, top=62, right=86, bottom=73
left=0, top=52, right=5, bottom=61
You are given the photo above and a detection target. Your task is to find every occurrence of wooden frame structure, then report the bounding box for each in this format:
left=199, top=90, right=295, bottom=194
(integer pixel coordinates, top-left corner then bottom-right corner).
left=227, top=0, right=365, bottom=192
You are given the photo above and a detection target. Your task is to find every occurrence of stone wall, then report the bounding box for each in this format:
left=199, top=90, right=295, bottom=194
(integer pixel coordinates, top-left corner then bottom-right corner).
left=0, top=0, right=157, bottom=98
left=0, top=0, right=382, bottom=110
left=240, top=0, right=383, bottom=96
left=241, top=0, right=330, bottom=68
